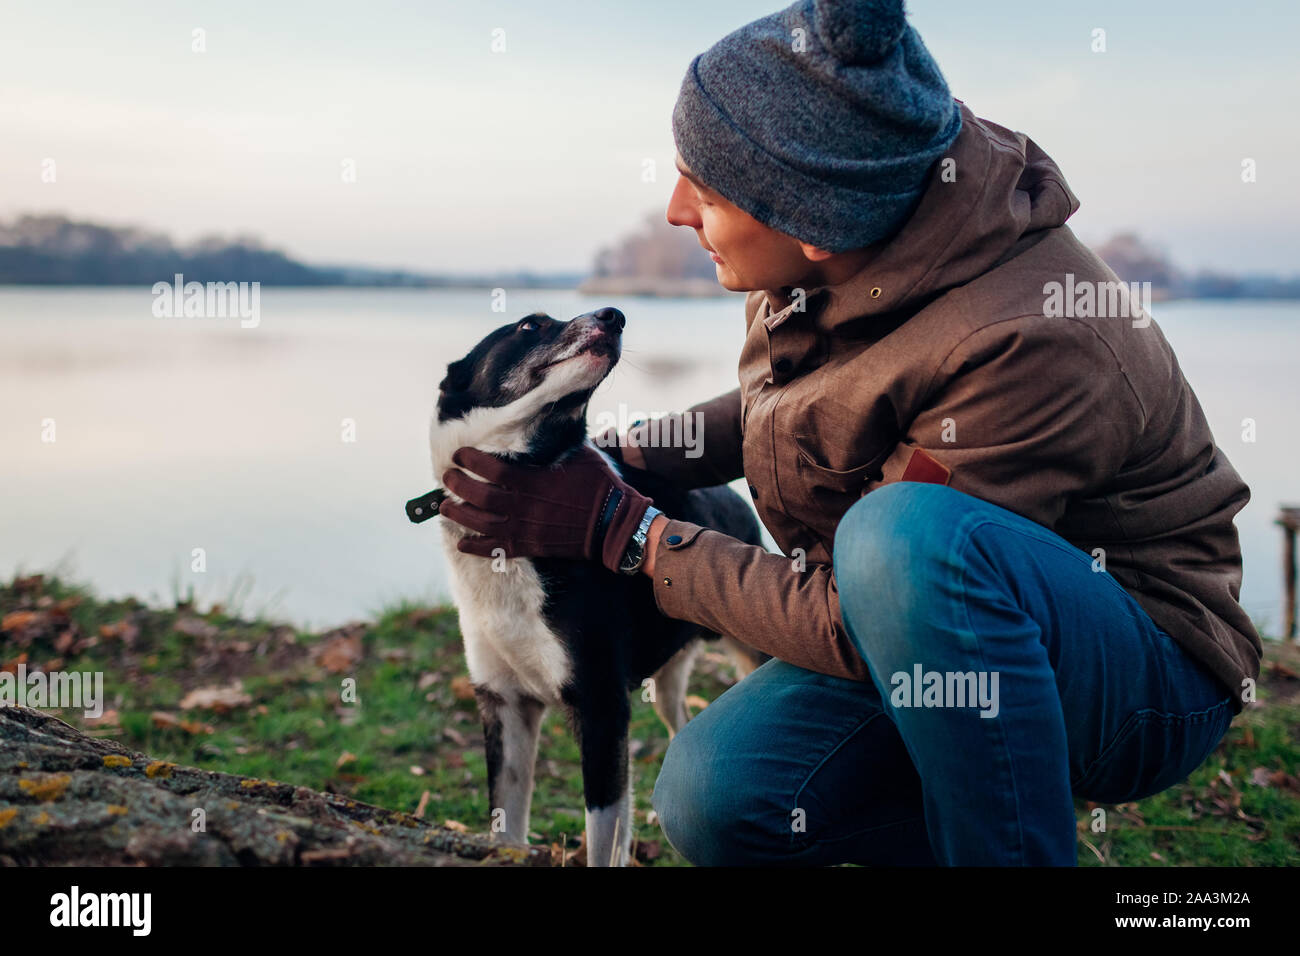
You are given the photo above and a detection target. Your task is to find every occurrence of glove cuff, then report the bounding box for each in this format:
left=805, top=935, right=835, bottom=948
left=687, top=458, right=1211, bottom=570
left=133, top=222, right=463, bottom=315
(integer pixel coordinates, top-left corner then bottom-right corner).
left=596, top=487, right=652, bottom=573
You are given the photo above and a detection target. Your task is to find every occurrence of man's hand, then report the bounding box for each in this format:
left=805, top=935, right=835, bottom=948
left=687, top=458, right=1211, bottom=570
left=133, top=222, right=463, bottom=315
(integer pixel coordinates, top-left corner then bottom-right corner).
left=439, top=444, right=654, bottom=574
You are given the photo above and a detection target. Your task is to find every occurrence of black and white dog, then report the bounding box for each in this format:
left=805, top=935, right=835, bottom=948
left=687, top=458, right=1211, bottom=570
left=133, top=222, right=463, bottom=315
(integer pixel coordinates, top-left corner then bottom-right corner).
left=412, top=307, right=765, bottom=866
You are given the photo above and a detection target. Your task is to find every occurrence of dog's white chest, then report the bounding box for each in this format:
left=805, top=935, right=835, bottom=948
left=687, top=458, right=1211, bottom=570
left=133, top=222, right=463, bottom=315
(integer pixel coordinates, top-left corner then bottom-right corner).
left=439, top=526, right=571, bottom=703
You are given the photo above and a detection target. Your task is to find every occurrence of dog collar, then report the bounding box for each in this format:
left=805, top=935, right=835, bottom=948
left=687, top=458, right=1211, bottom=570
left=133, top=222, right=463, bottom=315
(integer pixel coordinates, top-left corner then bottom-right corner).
left=405, top=488, right=448, bottom=524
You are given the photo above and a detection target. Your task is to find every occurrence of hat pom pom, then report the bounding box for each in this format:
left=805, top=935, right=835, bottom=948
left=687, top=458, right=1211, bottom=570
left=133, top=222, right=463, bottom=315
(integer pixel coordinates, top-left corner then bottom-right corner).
left=812, top=0, right=908, bottom=65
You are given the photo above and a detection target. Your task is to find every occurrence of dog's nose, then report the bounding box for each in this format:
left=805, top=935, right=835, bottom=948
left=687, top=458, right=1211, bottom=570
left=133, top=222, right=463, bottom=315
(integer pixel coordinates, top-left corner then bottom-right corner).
left=592, top=307, right=625, bottom=332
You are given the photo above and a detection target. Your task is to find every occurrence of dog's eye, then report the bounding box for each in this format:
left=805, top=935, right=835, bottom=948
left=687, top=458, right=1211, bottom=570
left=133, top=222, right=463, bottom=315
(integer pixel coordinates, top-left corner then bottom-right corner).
left=518, top=319, right=538, bottom=332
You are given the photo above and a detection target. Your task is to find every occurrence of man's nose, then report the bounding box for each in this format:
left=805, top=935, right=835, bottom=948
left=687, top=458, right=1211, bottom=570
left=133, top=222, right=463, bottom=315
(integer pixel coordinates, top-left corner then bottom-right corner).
left=591, top=307, right=625, bottom=332
left=666, top=177, right=701, bottom=229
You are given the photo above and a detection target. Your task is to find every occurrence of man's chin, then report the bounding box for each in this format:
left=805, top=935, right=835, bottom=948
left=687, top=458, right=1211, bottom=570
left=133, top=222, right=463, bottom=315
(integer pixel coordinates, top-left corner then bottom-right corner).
left=714, top=264, right=759, bottom=293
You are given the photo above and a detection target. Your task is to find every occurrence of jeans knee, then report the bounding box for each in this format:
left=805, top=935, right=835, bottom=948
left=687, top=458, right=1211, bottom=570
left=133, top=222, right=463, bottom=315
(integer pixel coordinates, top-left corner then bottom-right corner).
left=833, top=482, right=977, bottom=664
left=651, top=710, right=791, bottom=866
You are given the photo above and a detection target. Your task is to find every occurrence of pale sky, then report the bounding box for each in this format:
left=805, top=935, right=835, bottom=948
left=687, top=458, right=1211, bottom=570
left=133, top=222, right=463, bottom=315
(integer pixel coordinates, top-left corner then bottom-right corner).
left=2, top=0, right=1296, bottom=275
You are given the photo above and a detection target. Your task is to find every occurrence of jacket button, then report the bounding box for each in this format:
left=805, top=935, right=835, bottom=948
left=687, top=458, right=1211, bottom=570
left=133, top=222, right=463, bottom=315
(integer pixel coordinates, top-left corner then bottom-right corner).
left=666, top=534, right=682, bottom=545
left=773, top=357, right=793, bottom=375
left=662, top=577, right=672, bottom=587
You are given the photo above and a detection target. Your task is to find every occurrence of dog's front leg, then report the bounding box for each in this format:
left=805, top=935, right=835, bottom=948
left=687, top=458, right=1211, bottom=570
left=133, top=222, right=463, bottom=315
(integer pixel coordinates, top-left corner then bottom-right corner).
left=572, top=697, right=633, bottom=867
left=475, top=686, right=546, bottom=845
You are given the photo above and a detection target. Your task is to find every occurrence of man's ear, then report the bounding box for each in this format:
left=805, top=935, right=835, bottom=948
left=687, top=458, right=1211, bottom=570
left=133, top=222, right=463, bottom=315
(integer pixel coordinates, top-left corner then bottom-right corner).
left=798, top=241, right=836, bottom=262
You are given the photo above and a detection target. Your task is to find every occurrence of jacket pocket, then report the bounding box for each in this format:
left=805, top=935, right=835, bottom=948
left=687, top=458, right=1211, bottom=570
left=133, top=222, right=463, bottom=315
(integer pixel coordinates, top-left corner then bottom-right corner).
left=786, top=443, right=891, bottom=541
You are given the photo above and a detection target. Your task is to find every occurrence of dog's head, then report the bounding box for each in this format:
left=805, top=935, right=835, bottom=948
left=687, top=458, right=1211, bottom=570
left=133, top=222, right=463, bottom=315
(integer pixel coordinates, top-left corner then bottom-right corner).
left=435, top=307, right=624, bottom=462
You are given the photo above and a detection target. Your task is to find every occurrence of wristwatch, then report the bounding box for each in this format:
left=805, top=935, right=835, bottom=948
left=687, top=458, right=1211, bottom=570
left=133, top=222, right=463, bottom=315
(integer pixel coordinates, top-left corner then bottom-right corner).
left=618, top=506, right=662, bottom=575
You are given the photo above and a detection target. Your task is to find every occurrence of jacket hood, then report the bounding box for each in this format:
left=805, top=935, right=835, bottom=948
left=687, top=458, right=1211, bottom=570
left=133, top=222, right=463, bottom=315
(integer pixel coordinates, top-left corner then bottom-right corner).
left=768, top=101, right=1080, bottom=330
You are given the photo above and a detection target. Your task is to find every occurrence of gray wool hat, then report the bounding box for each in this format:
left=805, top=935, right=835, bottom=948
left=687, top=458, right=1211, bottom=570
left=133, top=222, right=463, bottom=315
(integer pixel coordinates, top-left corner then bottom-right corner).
left=672, top=0, right=961, bottom=253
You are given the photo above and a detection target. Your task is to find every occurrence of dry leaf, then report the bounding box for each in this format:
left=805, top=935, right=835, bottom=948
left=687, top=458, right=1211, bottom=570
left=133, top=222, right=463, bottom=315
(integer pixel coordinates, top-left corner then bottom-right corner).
left=314, top=628, right=364, bottom=674
left=173, top=616, right=219, bottom=640
left=1, top=610, right=39, bottom=633
left=451, top=675, right=476, bottom=700
left=85, top=709, right=119, bottom=728
left=336, top=751, right=357, bottom=769
left=443, top=819, right=469, bottom=833
left=178, top=680, right=252, bottom=712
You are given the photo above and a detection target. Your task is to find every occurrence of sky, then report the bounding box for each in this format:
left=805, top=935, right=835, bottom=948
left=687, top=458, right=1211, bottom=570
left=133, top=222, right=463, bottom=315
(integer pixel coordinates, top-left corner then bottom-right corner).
left=2, top=0, right=1297, bottom=275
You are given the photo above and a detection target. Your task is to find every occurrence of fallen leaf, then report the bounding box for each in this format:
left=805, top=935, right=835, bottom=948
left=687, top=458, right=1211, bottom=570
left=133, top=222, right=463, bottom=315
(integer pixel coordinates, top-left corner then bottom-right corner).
left=1, top=610, right=40, bottom=634
left=451, top=675, right=475, bottom=700
left=151, top=711, right=181, bottom=730
left=442, top=726, right=467, bottom=747
left=443, top=819, right=469, bottom=833
left=85, top=709, right=119, bottom=728
left=99, top=620, right=139, bottom=645
left=634, top=838, right=662, bottom=863
left=314, top=628, right=364, bottom=674
left=336, top=751, right=357, bottom=769
left=414, top=790, right=431, bottom=818
left=179, top=681, right=252, bottom=712
left=173, top=616, right=219, bottom=640
left=1266, top=659, right=1299, bottom=680
left=685, top=694, right=710, bottom=711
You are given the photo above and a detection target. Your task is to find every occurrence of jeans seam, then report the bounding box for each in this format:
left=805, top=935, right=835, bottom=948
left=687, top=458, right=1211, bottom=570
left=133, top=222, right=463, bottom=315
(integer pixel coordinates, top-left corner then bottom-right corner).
left=1071, top=698, right=1234, bottom=792
left=953, top=520, right=1031, bottom=865
left=789, top=709, right=898, bottom=852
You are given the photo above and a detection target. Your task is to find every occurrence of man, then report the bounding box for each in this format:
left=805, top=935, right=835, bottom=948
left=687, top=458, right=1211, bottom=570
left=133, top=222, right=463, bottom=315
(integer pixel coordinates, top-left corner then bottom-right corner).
left=439, top=0, right=1260, bottom=865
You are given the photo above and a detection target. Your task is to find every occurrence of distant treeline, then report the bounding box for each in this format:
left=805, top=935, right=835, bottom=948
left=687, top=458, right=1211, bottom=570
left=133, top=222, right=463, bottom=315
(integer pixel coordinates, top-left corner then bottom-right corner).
left=0, top=215, right=579, bottom=289
left=3, top=213, right=1296, bottom=299
left=1092, top=233, right=1300, bottom=300
left=587, top=216, right=1300, bottom=300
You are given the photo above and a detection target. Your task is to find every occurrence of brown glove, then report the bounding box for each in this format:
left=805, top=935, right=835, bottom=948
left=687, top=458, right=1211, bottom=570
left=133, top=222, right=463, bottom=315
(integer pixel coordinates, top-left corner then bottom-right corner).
left=439, top=444, right=653, bottom=573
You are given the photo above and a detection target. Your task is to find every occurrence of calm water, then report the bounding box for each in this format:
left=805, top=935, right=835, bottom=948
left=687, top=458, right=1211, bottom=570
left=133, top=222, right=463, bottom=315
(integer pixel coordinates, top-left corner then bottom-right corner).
left=1, top=288, right=1296, bottom=635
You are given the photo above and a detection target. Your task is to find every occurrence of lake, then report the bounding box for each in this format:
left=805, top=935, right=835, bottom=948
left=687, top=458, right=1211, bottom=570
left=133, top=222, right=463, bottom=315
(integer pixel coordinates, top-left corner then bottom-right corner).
left=1, top=288, right=1295, bottom=637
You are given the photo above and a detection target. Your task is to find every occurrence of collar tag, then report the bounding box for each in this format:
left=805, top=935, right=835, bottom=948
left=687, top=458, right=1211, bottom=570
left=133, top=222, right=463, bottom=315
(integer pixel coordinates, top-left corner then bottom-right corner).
left=405, top=488, right=448, bottom=524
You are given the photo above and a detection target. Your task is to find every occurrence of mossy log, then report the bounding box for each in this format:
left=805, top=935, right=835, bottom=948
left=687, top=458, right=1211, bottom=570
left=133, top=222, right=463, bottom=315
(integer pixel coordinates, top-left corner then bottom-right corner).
left=0, top=706, right=548, bottom=866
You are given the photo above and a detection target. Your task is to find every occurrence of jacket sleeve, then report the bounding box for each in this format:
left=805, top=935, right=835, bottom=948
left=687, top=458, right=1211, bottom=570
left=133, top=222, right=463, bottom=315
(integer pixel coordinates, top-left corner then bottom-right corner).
left=650, top=518, right=872, bottom=682
left=646, top=317, right=1144, bottom=682
left=620, top=388, right=746, bottom=489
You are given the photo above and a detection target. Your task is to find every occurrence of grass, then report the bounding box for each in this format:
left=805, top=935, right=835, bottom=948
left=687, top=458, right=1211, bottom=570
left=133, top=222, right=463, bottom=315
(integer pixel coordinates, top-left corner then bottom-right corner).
left=2, top=571, right=1297, bottom=866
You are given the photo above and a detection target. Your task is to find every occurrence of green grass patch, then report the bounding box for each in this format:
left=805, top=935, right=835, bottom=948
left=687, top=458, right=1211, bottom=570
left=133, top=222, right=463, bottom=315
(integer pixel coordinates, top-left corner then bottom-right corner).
left=3, top=571, right=1296, bottom=866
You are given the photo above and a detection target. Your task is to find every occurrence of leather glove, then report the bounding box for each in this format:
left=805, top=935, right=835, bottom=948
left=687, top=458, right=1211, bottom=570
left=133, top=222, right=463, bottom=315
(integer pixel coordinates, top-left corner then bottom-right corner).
left=439, top=444, right=653, bottom=573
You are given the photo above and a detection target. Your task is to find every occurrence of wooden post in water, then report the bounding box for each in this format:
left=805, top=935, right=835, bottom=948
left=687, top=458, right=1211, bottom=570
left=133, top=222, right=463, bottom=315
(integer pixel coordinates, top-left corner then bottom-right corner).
left=1279, top=506, right=1300, bottom=642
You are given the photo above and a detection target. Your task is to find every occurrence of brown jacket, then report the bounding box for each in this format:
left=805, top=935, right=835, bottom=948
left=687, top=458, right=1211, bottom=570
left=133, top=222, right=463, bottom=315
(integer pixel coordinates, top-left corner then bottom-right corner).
left=630, top=103, right=1260, bottom=711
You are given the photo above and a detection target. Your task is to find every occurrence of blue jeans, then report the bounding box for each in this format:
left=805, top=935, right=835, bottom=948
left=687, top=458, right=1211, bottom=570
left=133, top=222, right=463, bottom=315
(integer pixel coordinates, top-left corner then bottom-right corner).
left=652, top=482, right=1236, bottom=865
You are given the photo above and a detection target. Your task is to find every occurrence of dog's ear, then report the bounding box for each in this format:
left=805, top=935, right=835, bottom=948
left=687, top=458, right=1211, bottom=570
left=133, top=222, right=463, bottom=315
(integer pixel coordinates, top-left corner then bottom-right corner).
left=436, top=356, right=477, bottom=422
left=438, top=356, right=473, bottom=396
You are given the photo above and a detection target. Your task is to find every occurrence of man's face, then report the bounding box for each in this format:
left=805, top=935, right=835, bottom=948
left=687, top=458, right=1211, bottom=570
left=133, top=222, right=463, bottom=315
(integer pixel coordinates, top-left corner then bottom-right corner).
left=666, top=155, right=819, bottom=292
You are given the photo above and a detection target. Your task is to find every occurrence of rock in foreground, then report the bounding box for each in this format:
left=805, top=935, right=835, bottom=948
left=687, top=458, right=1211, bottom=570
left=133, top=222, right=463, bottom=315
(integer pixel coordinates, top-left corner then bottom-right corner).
left=0, top=706, right=548, bottom=866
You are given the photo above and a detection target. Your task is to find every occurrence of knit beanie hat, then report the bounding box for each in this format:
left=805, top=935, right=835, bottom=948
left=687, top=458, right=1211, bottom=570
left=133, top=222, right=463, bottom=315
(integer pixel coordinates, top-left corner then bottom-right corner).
left=672, top=0, right=961, bottom=253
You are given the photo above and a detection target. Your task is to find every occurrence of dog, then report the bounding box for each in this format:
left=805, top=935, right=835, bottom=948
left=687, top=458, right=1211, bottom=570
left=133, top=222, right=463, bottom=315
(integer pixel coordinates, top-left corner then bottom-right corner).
left=410, top=307, right=767, bottom=866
